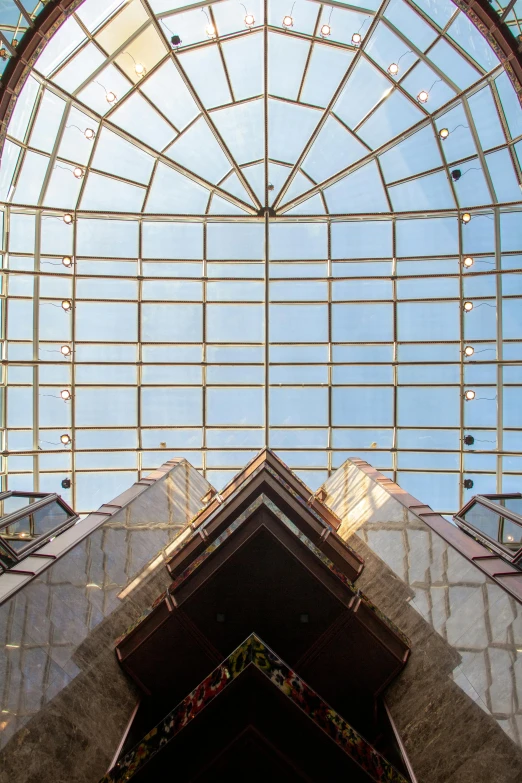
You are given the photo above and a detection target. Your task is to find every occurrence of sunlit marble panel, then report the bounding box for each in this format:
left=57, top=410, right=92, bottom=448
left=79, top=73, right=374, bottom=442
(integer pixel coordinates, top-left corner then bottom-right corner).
left=0, top=460, right=210, bottom=783
left=323, top=459, right=522, bottom=783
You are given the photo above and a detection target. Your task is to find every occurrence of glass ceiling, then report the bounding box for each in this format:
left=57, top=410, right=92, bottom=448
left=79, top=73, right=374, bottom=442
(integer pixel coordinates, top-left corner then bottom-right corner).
left=0, top=0, right=521, bottom=515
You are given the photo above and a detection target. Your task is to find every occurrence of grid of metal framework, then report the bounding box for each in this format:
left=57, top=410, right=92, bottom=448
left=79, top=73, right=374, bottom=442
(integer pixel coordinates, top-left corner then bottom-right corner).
left=0, top=0, right=521, bottom=515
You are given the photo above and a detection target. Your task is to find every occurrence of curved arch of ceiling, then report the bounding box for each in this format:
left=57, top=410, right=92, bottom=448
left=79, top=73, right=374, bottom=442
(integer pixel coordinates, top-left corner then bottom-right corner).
left=1, top=0, right=522, bottom=514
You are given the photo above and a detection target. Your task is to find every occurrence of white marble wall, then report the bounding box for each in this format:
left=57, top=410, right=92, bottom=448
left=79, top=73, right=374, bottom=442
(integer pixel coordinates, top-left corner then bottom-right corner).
left=0, top=460, right=210, bottom=783
left=323, top=460, right=522, bottom=783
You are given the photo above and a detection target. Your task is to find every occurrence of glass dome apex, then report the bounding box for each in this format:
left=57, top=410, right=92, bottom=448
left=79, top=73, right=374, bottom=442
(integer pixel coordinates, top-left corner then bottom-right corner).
left=1, top=0, right=522, bottom=515
left=2, top=0, right=520, bottom=216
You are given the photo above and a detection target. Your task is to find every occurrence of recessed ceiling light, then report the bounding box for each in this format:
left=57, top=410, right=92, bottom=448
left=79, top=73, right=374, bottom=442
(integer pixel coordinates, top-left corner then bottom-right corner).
left=463, top=301, right=473, bottom=312
left=387, top=62, right=399, bottom=76
left=417, top=90, right=429, bottom=103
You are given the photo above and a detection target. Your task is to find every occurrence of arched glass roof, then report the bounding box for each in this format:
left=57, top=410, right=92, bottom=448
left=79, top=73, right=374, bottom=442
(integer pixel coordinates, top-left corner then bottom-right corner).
left=0, top=0, right=521, bottom=514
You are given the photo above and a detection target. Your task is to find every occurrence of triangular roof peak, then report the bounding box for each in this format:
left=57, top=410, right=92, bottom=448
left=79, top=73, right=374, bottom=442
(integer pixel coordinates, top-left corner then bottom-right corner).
left=192, top=448, right=341, bottom=534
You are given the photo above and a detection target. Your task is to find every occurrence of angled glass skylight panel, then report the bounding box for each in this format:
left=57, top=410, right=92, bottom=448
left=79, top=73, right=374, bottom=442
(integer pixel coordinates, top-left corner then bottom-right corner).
left=242, top=163, right=277, bottom=204
left=212, top=100, right=264, bottom=164
left=427, top=38, right=481, bottom=91
left=361, top=87, right=426, bottom=148
left=268, top=100, right=321, bottom=164
left=75, top=0, right=127, bottom=33
left=140, top=60, right=199, bottom=131
left=179, top=45, right=232, bottom=108
left=448, top=11, right=500, bottom=72
left=159, top=7, right=216, bottom=47
left=323, top=160, right=389, bottom=213
left=278, top=169, right=316, bottom=209
left=268, top=0, right=319, bottom=35
left=56, top=108, right=99, bottom=166
left=113, top=25, right=167, bottom=84
left=6, top=75, right=39, bottom=143
left=80, top=172, right=147, bottom=211
left=434, top=104, right=477, bottom=164
left=486, top=149, right=521, bottom=203
left=222, top=33, right=263, bottom=101
left=165, top=116, right=231, bottom=183
left=302, top=116, right=368, bottom=183
left=94, top=0, right=149, bottom=54
left=51, top=42, right=106, bottom=94
left=41, top=162, right=84, bottom=209
left=208, top=195, right=250, bottom=214
left=28, top=90, right=66, bottom=154
left=285, top=194, right=325, bottom=214
left=0, top=141, right=21, bottom=200
left=11, top=151, right=49, bottom=205
left=379, top=125, right=441, bottom=182
left=145, top=163, right=211, bottom=213
left=408, top=0, right=455, bottom=29
left=332, top=220, right=392, bottom=258
left=384, top=0, right=438, bottom=50
left=35, top=15, right=86, bottom=76
left=92, top=128, right=155, bottom=184
left=220, top=171, right=256, bottom=207
left=364, top=23, right=418, bottom=78
left=269, top=304, right=327, bottom=342
left=388, top=170, right=455, bottom=211
left=317, top=5, right=371, bottom=46
left=451, top=160, right=492, bottom=207
left=142, top=303, right=203, bottom=342
left=212, top=0, right=263, bottom=35
left=110, top=90, right=176, bottom=149
left=334, top=58, right=390, bottom=129
left=77, top=64, right=133, bottom=116
left=400, top=61, right=456, bottom=112
left=468, top=86, right=506, bottom=150
left=495, top=72, right=522, bottom=140
left=268, top=31, right=309, bottom=101
left=207, top=304, right=264, bottom=342
left=299, top=43, right=353, bottom=109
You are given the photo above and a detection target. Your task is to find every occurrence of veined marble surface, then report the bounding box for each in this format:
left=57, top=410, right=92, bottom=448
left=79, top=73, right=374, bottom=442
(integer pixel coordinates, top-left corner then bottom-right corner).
left=323, top=460, right=522, bottom=783
left=0, top=460, right=210, bottom=783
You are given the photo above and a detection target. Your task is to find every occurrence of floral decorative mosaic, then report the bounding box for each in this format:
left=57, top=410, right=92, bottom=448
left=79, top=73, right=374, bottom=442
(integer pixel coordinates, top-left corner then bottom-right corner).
left=102, top=634, right=409, bottom=783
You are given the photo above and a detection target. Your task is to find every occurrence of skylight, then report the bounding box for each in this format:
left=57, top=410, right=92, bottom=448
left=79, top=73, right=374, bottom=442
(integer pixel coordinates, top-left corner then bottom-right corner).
left=1, top=0, right=521, bottom=515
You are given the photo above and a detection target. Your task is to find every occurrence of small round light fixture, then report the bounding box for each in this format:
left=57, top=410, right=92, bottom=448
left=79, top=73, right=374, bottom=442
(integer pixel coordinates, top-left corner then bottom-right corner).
left=60, top=434, right=71, bottom=445
left=351, top=32, right=362, bottom=45
left=84, top=127, right=96, bottom=140
left=463, top=256, right=474, bottom=268
left=439, top=127, right=449, bottom=141
left=60, top=344, right=72, bottom=356
left=61, top=299, right=73, bottom=312
left=464, top=435, right=475, bottom=445
left=63, top=213, right=73, bottom=224
left=320, top=23, right=331, bottom=37
left=282, top=14, right=293, bottom=28
left=73, top=167, right=84, bottom=179
left=62, top=256, right=73, bottom=268
left=464, top=389, right=476, bottom=401
left=451, top=169, right=462, bottom=182
left=417, top=90, right=429, bottom=103
left=0, top=48, right=8, bottom=61
left=105, top=90, right=117, bottom=104
left=464, top=345, right=475, bottom=357
left=387, top=62, right=399, bottom=76
left=60, top=389, right=72, bottom=401
left=205, top=23, right=216, bottom=38
left=61, top=478, right=71, bottom=489
left=171, top=34, right=182, bottom=48
left=463, top=478, right=474, bottom=489
left=245, top=13, right=255, bottom=27
left=463, top=301, right=473, bottom=312
left=134, top=62, right=146, bottom=76
left=462, top=212, right=471, bottom=224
